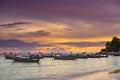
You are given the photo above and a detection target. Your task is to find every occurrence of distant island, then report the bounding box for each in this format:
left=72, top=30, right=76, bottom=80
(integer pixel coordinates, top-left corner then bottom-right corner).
left=101, top=36, right=120, bottom=52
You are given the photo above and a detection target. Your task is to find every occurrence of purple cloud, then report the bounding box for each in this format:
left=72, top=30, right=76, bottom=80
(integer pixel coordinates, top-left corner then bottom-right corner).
left=0, top=22, right=32, bottom=27
left=10, top=30, right=51, bottom=38
left=0, top=39, right=37, bottom=48
left=0, top=39, right=54, bottom=49
left=1, top=0, right=120, bottom=23
left=27, top=30, right=50, bottom=37
left=15, top=28, right=26, bottom=31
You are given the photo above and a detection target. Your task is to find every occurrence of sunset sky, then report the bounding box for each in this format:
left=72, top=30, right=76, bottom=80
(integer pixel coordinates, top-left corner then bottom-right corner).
left=0, top=0, right=120, bottom=53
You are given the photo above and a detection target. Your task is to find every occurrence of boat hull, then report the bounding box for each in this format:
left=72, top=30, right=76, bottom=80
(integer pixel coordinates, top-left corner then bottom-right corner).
left=54, top=57, right=77, bottom=60
left=13, top=57, right=39, bottom=62
left=5, top=56, right=14, bottom=59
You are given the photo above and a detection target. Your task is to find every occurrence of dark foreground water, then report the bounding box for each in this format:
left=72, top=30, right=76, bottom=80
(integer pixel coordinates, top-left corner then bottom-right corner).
left=0, top=56, right=120, bottom=80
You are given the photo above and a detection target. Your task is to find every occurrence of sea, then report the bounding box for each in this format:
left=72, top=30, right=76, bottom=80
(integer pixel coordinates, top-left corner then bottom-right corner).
left=0, top=56, right=120, bottom=80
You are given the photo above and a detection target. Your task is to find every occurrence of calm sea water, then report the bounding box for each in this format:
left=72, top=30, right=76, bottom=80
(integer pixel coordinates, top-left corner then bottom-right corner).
left=0, top=56, right=120, bottom=80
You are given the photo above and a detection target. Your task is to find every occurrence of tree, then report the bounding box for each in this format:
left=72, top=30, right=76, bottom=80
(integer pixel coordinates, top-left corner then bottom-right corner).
left=101, top=36, right=120, bottom=52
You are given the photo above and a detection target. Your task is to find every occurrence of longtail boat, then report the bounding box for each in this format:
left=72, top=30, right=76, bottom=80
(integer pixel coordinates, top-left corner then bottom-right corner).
left=13, top=56, right=39, bottom=62
left=54, top=56, right=77, bottom=60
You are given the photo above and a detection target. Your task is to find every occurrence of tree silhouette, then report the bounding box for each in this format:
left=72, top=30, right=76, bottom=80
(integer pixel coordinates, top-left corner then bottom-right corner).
left=101, top=36, right=120, bottom=52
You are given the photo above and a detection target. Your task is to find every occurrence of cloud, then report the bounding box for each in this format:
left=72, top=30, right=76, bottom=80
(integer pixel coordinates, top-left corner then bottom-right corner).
left=1, top=0, right=120, bottom=27
left=9, top=30, right=51, bottom=38
left=63, top=27, right=73, bottom=31
left=58, top=41, right=106, bottom=47
left=0, top=0, right=120, bottom=41
left=14, top=28, right=26, bottom=31
left=0, top=22, right=32, bottom=27
left=27, top=30, right=50, bottom=37
left=52, top=20, right=120, bottom=39
left=0, top=39, right=54, bottom=49
left=0, top=39, right=37, bottom=49
left=1, top=0, right=120, bottom=23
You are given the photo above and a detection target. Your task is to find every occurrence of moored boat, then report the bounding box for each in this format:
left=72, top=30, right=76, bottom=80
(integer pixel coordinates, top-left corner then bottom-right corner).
left=4, top=52, right=16, bottom=59
left=54, top=53, right=77, bottom=60
left=13, top=56, right=39, bottom=62
left=88, top=54, right=100, bottom=58
left=98, top=54, right=108, bottom=58
left=75, top=53, right=88, bottom=59
left=5, top=55, right=13, bottom=59
left=54, top=56, right=77, bottom=60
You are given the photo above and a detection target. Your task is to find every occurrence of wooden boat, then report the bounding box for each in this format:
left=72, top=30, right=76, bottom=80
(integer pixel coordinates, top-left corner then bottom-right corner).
left=4, top=55, right=14, bottom=59
left=88, top=55, right=100, bottom=58
left=4, top=52, right=15, bottom=59
left=76, top=55, right=88, bottom=59
left=54, top=56, right=77, bottom=60
left=87, top=53, right=104, bottom=58
left=98, top=54, right=108, bottom=58
left=43, top=54, right=54, bottom=58
left=13, top=56, right=39, bottom=62
left=113, top=53, right=120, bottom=56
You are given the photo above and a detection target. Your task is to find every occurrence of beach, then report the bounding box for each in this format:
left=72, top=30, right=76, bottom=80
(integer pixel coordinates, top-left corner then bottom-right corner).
left=71, top=69, right=120, bottom=80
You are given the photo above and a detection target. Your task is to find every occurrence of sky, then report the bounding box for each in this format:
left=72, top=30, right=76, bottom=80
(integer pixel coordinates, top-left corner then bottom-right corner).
left=0, top=0, right=120, bottom=53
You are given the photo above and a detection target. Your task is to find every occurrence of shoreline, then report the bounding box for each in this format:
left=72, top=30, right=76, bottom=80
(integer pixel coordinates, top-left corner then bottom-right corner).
left=70, top=69, right=120, bottom=80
